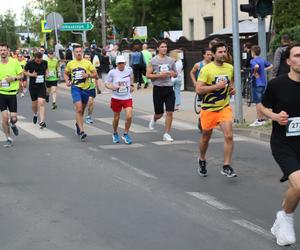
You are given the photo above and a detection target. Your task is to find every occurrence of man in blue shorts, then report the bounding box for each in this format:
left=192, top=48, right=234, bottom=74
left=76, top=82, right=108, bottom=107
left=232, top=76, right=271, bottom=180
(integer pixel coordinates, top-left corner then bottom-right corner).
left=64, top=45, right=97, bottom=141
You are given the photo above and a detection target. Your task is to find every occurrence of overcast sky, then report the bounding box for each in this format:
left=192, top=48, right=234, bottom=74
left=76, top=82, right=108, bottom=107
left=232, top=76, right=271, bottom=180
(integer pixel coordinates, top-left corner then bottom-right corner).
left=0, top=0, right=27, bottom=25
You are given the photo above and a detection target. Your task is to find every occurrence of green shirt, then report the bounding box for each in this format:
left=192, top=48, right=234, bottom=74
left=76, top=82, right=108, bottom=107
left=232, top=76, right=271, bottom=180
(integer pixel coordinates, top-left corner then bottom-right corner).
left=0, top=57, right=23, bottom=95
left=46, top=58, right=59, bottom=81
left=88, top=78, right=96, bottom=90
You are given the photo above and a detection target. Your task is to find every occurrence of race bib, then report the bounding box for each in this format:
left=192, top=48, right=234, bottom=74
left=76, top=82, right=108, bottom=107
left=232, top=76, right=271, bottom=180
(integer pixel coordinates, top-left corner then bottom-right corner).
left=286, top=117, right=300, bottom=137
left=35, top=75, right=44, bottom=84
left=159, top=64, right=170, bottom=73
left=74, top=70, right=84, bottom=80
left=1, top=79, right=9, bottom=88
left=49, top=71, right=56, bottom=77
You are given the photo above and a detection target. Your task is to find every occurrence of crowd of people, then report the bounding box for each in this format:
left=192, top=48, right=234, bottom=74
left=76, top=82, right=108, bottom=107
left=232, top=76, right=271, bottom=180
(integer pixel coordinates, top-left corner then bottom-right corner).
left=1, top=35, right=300, bottom=247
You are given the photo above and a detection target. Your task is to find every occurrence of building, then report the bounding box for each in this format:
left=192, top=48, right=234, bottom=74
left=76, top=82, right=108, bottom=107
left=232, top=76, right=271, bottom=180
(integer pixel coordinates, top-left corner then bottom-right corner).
left=182, top=0, right=265, bottom=40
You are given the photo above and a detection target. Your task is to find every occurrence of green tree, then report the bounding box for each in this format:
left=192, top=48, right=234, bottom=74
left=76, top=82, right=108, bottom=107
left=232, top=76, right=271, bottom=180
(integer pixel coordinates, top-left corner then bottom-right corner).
left=0, top=11, right=19, bottom=49
left=274, top=0, right=300, bottom=33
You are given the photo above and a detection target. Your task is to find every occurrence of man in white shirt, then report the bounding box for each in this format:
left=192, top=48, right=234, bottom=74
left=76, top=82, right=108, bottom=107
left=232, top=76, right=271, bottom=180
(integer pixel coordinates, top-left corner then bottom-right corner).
left=105, top=55, right=134, bottom=144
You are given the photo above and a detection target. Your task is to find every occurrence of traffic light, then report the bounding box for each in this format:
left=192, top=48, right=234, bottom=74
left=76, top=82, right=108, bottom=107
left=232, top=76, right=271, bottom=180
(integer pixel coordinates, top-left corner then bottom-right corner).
left=240, top=0, right=257, bottom=18
left=240, top=0, right=273, bottom=18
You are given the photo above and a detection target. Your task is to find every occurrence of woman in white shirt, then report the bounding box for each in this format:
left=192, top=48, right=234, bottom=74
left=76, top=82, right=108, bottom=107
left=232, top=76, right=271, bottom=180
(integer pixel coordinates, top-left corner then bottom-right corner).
left=170, top=50, right=183, bottom=110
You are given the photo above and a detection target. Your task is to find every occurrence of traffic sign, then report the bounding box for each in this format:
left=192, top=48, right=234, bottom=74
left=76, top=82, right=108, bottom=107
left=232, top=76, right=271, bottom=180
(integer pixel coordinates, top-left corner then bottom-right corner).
left=41, top=20, right=52, bottom=33
left=60, top=22, right=94, bottom=31
left=46, top=12, right=64, bottom=30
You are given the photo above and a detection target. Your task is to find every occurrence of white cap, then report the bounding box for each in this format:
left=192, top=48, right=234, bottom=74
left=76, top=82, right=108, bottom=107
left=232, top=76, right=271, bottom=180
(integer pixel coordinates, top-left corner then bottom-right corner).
left=116, top=55, right=126, bottom=64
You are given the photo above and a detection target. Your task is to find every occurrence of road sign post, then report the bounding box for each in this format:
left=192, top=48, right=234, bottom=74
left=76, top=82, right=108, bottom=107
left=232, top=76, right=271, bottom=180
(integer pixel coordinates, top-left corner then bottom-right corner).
left=60, top=22, right=94, bottom=31
left=46, top=12, right=64, bottom=44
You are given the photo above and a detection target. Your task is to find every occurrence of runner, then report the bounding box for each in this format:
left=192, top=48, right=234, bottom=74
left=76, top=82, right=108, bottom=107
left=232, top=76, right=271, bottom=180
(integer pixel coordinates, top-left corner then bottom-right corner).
left=16, top=53, right=27, bottom=97
left=258, top=43, right=300, bottom=246
left=84, top=53, right=97, bottom=124
left=196, top=41, right=236, bottom=177
left=146, top=40, right=177, bottom=142
left=0, top=43, right=23, bottom=147
left=24, top=52, right=48, bottom=129
left=105, top=55, right=134, bottom=144
left=64, top=45, right=97, bottom=141
left=45, top=49, right=60, bottom=109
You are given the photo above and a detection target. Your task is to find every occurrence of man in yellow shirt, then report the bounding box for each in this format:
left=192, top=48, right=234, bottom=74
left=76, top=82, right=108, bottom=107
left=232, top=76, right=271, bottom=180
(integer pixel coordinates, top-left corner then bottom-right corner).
left=0, top=43, right=23, bottom=147
left=196, top=41, right=236, bottom=178
left=64, top=45, right=97, bottom=141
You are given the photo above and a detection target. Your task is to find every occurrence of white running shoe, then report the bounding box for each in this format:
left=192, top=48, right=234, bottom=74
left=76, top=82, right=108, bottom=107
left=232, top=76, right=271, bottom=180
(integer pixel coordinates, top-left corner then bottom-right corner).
left=149, top=117, right=156, bottom=130
left=249, top=119, right=266, bottom=127
left=271, top=211, right=296, bottom=246
left=163, top=133, right=174, bottom=142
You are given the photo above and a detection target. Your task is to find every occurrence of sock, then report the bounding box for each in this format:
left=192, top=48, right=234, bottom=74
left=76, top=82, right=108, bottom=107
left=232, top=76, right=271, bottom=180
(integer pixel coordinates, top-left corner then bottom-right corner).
left=223, top=164, right=230, bottom=169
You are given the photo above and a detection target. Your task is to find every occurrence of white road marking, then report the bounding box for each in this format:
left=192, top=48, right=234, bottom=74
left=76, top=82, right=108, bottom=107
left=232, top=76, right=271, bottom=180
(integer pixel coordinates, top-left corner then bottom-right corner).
left=232, top=219, right=273, bottom=240
left=187, top=192, right=235, bottom=210
left=99, top=143, right=144, bottom=150
left=57, top=120, right=110, bottom=135
left=0, top=131, right=6, bottom=141
left=152, top=140, right=196, bottom=145
left=96, top=117, right=153, bottom=133
left=111, top=156, right=158, bottom=180
left=137, top=115, right=196, bottom=130
left=88, top=146, right=99, bottom=152
left=209, top=136, right=246, bottom=143
left=17, top=121, right=64, bottom=139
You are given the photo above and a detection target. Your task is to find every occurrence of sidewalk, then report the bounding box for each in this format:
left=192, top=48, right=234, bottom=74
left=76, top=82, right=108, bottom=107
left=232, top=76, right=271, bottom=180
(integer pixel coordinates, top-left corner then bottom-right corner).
left=59, top=84, right=271, bottom=141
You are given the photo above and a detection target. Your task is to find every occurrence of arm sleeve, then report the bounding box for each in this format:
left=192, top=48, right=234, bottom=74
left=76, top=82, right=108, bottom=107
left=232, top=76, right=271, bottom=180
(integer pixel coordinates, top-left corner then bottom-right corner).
left=272, top=48, right=281, bottom=78
left=24, top=62, right=30, bottom=72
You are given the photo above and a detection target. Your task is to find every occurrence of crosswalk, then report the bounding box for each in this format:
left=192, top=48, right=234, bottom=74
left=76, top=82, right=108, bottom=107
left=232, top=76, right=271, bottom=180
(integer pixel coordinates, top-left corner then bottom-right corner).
left=0, top=115, right=248, bottom=148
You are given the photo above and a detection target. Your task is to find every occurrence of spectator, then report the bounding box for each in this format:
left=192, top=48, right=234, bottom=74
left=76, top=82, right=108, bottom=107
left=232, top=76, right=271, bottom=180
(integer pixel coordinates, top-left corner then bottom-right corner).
left=272, top=34, right=291, bottom=78
left=249, top=45, right=273, bottom=127
left=170, top=50, right=183, bottom=111
left=130, top=44, right=145, bottom=89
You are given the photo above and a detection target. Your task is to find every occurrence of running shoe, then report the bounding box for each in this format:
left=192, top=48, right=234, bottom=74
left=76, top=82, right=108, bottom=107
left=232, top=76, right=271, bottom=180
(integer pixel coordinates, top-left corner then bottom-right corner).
left=85, top=116, right=93, bottom=124
left=3, top=138, right=13, bottom=148
left=121, top=133, right=132, bottom=144
left=33, top=115, right=38, bottom=124
left=80, top=131, right=87, bottom=141
left=45, top=94, right=50, bottom=103
left=39, top=122, right=46, bottom=129
left=149, top=117, right=156, bottom=130
left=249, top=119, right=266, bottom=127
left=10, top=123, right=19, bottom=136
left=197, top=159, right=207, bottom=177
left=221, top=165, right=237, bottom=177
left=271, top=211, right=296, bottom=246
left=112, top=133, right=120, bottom=143
left=163, top=133, right=174, bottom=142
left=52, top=103, right=57, bottom=110
left=75, top=123, right=80, bottom=136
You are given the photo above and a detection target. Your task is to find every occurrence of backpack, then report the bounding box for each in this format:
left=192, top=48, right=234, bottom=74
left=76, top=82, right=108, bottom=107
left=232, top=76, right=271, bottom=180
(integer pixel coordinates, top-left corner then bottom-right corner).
left=277, top=46, right=290, bottom=76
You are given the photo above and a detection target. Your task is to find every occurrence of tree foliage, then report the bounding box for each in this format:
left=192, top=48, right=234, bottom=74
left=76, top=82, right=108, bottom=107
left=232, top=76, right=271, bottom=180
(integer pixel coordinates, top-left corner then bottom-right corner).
left=273, top=0, right=300, bottom=33
left=0, top=11, right=19, bottom=49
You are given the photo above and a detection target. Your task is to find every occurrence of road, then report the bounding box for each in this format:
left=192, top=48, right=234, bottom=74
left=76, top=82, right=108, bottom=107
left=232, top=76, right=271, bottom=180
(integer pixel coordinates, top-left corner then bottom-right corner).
left=0, top=86, right=298, bottom=250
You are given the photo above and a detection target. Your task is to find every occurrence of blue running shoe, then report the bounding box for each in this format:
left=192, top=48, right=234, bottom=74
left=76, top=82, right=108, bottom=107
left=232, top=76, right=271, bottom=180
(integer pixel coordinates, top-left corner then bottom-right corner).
left=75, top=123, right=80, bottom=136
left=85, top=116, right=93, bottom=124
left=112, top=133, right=120, bottom=143
left=121, top=133, right=132, bottom=144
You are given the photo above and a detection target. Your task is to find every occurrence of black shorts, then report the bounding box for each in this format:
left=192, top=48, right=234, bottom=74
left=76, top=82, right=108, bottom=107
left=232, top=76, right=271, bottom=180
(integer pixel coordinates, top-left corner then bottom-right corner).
left=29, top=84, right=47, bottom=101
left=271, top=136, right=300, bottom=182
left=153, top=85, right=175, bottom=114
left=0, top=94, right=17, bottom=112
left=46, top=81, right=58, bottom=88
left=89, top=88, right=96, bottom=98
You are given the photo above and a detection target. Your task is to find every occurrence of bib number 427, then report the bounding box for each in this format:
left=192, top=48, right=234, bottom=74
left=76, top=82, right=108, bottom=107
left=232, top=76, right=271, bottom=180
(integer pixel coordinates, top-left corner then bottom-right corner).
left=286, top=117, right=300, bottom=137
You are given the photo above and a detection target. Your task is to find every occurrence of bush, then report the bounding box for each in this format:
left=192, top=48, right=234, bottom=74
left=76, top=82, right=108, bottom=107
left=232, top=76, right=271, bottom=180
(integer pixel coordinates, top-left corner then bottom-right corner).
left=270, top=26, right=300, bottom=52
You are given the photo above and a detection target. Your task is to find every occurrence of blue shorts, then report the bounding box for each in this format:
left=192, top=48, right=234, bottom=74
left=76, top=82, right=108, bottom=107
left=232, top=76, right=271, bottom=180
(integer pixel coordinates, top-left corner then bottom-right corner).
left=89, top=88, right=96, bottom=98
left=71, top=85, right=90, bottom=104
left=252, top=86, right=265, bottom=104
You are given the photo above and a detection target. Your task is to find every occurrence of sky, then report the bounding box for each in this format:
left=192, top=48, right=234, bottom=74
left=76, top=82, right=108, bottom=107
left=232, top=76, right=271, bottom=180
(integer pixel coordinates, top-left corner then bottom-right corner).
left=0, top=0, right=27, bottom=25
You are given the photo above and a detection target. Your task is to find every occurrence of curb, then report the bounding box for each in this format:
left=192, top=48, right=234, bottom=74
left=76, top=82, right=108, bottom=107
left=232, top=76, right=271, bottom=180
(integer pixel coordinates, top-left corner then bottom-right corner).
left=233, top=127, right=271, bottom=142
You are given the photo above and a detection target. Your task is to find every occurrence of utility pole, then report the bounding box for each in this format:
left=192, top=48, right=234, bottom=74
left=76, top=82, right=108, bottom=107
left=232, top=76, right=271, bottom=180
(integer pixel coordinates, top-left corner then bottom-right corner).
left=101, top=0, right=106, bottom=47
left=258, top=16, right=267, bottom=60
left=82, top=0, right=87, bottom=44
left=42, top=0, right=48, bottom=49
left=232, top=0, right=243, bottom=123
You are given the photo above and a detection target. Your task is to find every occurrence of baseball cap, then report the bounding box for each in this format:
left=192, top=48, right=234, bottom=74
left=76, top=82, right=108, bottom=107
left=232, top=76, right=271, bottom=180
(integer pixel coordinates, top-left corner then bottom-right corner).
left=116, top=55, right=126, bottom=64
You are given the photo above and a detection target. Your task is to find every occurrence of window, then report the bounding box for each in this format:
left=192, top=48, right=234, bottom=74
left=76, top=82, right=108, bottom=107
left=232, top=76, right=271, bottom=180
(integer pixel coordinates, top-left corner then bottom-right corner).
left=204, top=16, right=213, bottom=37
left=189, top=18, right=194, bottom=40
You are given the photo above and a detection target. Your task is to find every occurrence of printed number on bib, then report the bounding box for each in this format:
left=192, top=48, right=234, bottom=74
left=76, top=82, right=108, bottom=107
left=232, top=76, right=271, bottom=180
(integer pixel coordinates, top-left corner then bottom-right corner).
left=286, top=117, right=300, bottom=137
left=117, top=82, right=128, bottom=95
left=159, top=64, right=170, bottom=73
left=35, top=75, right=44, bottom=84
left=1, top=80, right=9, bottom=88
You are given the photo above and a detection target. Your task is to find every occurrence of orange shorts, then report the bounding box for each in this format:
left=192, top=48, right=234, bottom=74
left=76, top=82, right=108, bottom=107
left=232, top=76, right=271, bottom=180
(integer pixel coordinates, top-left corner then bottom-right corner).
left=200, top=106, right=233, bottom=131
